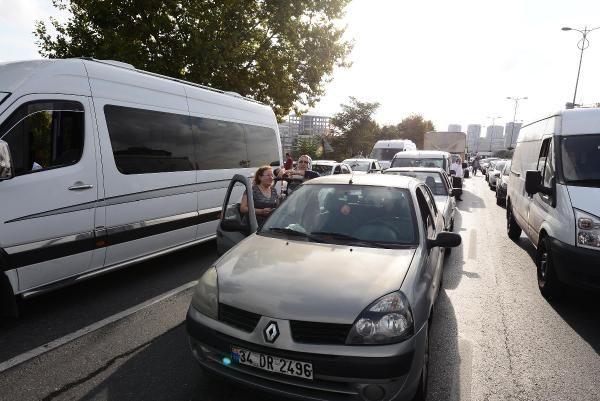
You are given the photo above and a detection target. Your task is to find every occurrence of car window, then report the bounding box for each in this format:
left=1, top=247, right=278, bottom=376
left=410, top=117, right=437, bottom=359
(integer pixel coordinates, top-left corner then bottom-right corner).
left=384, top=171, right=448, bottom=196
left=416, top=187, right=436, bottom=239
left=261, top=184, right=418, bottom=247
left=0, top=100, right=85, bottom=176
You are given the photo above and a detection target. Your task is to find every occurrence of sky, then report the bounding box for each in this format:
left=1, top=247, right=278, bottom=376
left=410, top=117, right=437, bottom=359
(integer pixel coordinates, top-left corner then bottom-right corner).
left=1, top=0, right=600, bottom=133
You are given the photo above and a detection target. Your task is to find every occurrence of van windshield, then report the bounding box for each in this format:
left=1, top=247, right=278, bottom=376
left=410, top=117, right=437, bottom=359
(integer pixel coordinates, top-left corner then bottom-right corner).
left=392, top=157, right=445, bottom=169
left=370, top=148, right=403, bottom=161
left=561, top=134, right=600, bottom=185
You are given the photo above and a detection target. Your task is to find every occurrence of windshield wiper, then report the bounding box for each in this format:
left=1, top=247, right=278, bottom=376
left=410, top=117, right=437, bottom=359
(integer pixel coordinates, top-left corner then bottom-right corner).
left=310, top=231, right=413, bottom=249
left=265, top=227, right=323, bottom=242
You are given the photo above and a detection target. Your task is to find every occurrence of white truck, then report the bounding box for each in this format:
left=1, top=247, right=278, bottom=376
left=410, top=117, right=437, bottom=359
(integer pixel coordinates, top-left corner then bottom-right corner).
left=369, top=139, right=417, bottom=169
left=424, top=131, right=468, bottom=177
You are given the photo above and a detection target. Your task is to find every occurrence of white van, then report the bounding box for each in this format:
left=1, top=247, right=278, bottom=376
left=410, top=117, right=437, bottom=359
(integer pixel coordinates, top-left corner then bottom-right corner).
left=390, top=150, right=452, bottom=175
left=506, top=109, right=600, bottom=298
left=369, top=139, right=417, bottom=169
left=0, top=59, right=281, bottom=315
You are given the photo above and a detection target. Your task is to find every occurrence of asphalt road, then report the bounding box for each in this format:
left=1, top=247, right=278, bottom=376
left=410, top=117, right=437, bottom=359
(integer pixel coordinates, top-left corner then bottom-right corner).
left=0, top=175, right=598, bottom=401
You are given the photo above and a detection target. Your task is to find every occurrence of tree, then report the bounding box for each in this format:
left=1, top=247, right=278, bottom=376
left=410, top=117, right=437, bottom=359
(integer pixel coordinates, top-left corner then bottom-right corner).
left=35, top=0, right=352, bottom=120
left=295, top=136, right=322, bottom=160
left=396, top=114, right=435, bottom=149
left=330, top=97, right=380, bottom=159
left=493, top=149, right=514, bottom=158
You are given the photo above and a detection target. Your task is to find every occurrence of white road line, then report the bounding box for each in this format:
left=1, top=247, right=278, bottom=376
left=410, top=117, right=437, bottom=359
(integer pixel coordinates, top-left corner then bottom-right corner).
left=0, top=280, right=198, bottom=374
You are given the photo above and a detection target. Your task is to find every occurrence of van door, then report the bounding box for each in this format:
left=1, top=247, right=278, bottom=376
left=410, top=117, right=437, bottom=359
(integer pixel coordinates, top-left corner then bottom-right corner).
left=528, top=137, right=555, bottom=245
left=0, top=96, right=99, bottom=292
left=216, top=175, right=257, bottom=255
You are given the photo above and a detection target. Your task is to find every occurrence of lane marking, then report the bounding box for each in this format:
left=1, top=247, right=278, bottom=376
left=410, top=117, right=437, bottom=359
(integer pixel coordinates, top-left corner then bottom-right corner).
left=0, top=280, right=198, bottom=374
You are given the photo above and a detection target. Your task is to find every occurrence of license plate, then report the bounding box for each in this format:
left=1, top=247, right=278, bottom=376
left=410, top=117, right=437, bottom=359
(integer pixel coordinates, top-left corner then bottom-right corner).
left=231, top=346, right=313, bottom=380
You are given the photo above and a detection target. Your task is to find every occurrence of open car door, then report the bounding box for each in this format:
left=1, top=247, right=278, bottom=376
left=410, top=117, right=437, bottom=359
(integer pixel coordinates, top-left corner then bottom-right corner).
left=216, top=174, right=258, bottom=255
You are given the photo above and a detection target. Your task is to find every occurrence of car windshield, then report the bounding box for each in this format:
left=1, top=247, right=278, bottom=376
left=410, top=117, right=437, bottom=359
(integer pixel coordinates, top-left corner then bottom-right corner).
left=561, top=134, right=600, bottom=185
left=503, top=161, right=511, bottom=175
left=260, top=184, right=418, bottom=248
left=370, top=148, right=403, bottom=161
left=312, top=164, right=333, bottom=175
left=391, top=157, right=444, bottom=169
left=343, top=160, right=370, bottom=171
left=384, top=171, right=448, bottom=196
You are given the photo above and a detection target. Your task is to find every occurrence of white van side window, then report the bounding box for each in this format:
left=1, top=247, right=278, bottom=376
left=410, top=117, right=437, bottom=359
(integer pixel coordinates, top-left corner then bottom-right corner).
left=0, top=100, right=84, bottom=176
left=540, top=139, right=555, bottom=188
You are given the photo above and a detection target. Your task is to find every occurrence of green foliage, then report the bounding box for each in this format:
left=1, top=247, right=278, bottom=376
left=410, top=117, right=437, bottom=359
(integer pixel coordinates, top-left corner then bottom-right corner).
left=378, top=115, right=435, bottom=149
left=35, top=0, right=352, bottom=120
left=330, top=97, right=380, bottom=159
left=493, top=149, right=514, bottom=159
left=295, top=135, right=322, bottom=160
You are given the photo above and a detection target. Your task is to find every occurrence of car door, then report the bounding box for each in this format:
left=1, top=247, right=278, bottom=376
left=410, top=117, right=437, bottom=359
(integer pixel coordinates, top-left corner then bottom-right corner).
left=528, top=137, right=555, bottom=245
left=415, top=186, right=443, bottom=303
left=216, top=174, right=258, bottom=255
left=0, top=95, right=99, bottom=292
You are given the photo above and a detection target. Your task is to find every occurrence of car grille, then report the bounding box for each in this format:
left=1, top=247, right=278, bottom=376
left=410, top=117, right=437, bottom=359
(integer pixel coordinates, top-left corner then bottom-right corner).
left=290, top=321, right=352, bottom=345
left=219, top=303, right=261, bottom=332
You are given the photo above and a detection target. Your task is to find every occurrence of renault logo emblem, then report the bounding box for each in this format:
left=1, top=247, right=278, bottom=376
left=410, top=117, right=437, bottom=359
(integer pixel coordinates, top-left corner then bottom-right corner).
left=263, top=321, right=280, bottom=343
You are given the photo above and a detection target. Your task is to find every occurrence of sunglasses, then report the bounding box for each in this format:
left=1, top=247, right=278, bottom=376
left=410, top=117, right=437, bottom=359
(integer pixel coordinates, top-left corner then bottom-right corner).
left=298, top=160, right=309, bottom=164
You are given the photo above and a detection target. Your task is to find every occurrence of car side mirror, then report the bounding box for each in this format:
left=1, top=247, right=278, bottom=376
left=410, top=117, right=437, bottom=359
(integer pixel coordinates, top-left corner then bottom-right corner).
left=0, top=140, right=14, bottom=181
left=427, top=232, right=462, bottom=249
left=220, top=219, right=248, bottom=233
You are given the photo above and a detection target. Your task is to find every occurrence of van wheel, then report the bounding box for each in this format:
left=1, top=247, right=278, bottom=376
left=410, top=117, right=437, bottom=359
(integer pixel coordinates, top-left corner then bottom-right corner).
left=537, top=236, right=562, bottom=299
left=506, top=205, right=522, bottom=241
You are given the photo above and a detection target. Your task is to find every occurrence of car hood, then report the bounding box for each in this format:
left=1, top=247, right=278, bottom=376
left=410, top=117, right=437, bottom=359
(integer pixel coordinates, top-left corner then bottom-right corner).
left=216, top=235, right=416, bottom=324
left=567, top=186, right=600, bottom=217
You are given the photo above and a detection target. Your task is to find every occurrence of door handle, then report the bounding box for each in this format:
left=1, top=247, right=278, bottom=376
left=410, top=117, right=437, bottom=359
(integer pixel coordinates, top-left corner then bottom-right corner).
left=69, top=182, right=94, bottom=191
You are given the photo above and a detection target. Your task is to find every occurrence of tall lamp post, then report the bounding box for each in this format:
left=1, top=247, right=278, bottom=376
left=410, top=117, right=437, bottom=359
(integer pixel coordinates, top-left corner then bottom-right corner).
left=486, top=116, right=502, bottom=155
left=562, top=26, right=600, bottom=108
left=506, top=96, right=527, bottom=149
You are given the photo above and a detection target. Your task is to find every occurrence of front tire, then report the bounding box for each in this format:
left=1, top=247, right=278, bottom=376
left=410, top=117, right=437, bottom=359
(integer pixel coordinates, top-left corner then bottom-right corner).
left=537, top=236, right=562, bottom=299
left=507, top=204, right=522, bottom=241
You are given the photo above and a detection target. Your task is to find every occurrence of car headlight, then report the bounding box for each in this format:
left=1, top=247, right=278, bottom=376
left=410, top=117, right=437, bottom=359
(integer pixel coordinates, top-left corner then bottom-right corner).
left=191, top=266, right=219, bottom=319
left=575, top=209, right=600, bottom=250
left=346, top=292, right=414, bottom=345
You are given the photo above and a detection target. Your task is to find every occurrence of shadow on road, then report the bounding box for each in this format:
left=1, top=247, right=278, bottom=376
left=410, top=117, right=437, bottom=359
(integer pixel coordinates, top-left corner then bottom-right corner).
left=0, top=241, right=218, bottom=362
left=79, top=324, right=282, bottom=401
left=428, top=210, right=465, bottom=401
left=456, top=180, right=486, bottom=213
left=512, top=235, right=600, bottom=354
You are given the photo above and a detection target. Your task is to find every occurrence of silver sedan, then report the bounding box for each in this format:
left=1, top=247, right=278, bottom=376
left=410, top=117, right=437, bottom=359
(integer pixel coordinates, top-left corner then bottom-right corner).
left=187, top=174, right=461, bottom=401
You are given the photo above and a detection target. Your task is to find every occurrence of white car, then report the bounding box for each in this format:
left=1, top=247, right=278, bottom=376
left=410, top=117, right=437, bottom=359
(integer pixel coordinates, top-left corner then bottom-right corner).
left=488, top=160, right=508, bottom=189
left=342, top=158, right=382, bottom=174
left=384, top=167, right=457, bottom=232
left=312, top=160, right=352, bottom=176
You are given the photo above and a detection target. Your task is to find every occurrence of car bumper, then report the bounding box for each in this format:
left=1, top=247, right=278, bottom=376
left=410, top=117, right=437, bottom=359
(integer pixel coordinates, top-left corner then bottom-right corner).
left=550, top=238, right=600, bottom=290
left=186, top=306, right=425, bottom=401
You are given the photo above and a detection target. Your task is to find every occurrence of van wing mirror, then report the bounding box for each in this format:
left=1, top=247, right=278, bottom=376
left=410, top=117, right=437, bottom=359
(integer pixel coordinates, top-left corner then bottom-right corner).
left=0, top=140, right=14, bottom=180
left=525, top=170, right=542, bottom=196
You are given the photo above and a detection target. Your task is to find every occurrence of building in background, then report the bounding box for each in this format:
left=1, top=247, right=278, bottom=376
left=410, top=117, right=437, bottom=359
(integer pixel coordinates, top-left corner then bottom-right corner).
left=486, top=125, right=505, bottom=152
left=448, top=124, right=462, bottom=132
left=278, top=114, right=332, bottom=155
left=504, top=122, right=522, bottom=149
left=466, top=124, right=481, bottom=154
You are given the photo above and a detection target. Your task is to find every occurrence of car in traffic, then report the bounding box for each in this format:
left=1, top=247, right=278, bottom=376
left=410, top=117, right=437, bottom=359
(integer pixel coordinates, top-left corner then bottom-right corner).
left=390, top=151, right=452, bottom=175
left=342, top=158, right=382, bottom=174
left=188, top=174, right=461, bottom=401
left=480, top=157, right=499, bottom=175
left=487, top=159, right=508, bottom=189
left=506, top=108, right=600, bottom=298
left=312, top=160, right=353, bottom=176
left=384, top=167, right=458, bottom=232
left=484, top=160, right=499, bottom=182
left=495, top=161, right=511, bottom=206
left=369, top=139, right=417, bottom=170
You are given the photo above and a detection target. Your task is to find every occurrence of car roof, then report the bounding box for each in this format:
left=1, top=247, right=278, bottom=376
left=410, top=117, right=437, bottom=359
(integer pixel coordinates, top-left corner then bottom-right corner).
left=384, top=167, right=446, bottom=174
left=393, top=150, right=451, bottom=158
left=343, top=158, right=378, bottom=162
left=304, top=173, right=421, bottom=190
left=312, top=160, right=338, bottom=165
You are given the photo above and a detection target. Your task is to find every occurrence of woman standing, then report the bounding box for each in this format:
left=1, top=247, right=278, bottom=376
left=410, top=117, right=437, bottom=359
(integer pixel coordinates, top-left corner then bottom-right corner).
left=240, top=165, right=278, bottom=226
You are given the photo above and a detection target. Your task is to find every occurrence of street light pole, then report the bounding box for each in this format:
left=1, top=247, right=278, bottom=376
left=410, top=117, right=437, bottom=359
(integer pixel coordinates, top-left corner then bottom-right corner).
left=562, top=26, right=600, bottom=108
left=506, top=96, right=527, bottom=150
